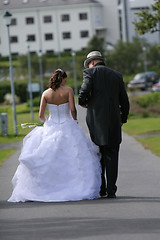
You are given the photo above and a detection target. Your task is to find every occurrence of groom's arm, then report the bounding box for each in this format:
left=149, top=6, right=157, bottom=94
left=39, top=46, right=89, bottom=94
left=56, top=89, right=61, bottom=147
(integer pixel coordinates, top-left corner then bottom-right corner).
left=78, top=69, right=93, bottom=107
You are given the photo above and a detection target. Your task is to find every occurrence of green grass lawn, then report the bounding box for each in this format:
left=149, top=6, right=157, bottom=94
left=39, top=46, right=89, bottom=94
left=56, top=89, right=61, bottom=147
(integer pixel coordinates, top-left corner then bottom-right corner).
left=0, top=149, right=16, bottom=167
left=0, top=104, right=40, bottom=166
left=0, top=104, right=41, bottom=140
left=123, top=117, right=160, bottom=136
left=123, top=117, right=160, bottom=157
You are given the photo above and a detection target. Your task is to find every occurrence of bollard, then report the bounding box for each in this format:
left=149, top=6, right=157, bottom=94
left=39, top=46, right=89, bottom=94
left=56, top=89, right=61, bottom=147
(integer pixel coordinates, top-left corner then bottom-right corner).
left=0, top=113, right=8, bottom=136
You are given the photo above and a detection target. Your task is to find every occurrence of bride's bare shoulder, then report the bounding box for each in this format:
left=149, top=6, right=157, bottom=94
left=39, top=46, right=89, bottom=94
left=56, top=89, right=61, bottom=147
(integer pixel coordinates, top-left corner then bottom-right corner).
left=64, top=86, right=73, bottom=92
left=42, top=88, right=52, bottom=95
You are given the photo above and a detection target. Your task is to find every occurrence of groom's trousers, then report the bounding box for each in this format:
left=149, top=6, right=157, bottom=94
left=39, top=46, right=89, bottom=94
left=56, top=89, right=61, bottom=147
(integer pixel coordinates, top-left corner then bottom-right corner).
left=99, top=145, right=120, bottom=195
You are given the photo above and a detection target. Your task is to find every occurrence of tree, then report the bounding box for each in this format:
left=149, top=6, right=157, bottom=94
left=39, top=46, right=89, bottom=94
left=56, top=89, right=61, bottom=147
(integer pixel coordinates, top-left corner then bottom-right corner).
left=86, top=35, right=106, bottom=54
left=107, top=38, right=144, bottom=75
left=133, top=0, right=160, bottom=34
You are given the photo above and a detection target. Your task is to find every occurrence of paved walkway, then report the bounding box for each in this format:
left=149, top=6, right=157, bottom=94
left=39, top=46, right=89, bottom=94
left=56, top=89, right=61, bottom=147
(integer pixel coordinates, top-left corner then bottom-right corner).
left=0, top=106, right=160, bottom=240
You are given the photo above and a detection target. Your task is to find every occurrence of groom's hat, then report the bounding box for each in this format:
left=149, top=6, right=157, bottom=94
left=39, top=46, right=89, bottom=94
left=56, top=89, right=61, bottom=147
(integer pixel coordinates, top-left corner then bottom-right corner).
left=84, top=51, right=104, bottom=68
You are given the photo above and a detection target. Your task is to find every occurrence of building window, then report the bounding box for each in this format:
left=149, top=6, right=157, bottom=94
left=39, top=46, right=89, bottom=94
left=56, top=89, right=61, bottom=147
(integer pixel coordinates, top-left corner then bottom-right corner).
left=43, top=16, right=52, bottom=23
left=64, top=48, right=72, bottom=52
left=45, top=33, right=53, bottom=40
left=61, top=14, right=70, bottom=22
left=62, top=32, right=71, bottom=39
left=27, top=35, right=36, bottom=42
left=10, top=36, right=18, bottom=43
left=11, top=18, right=17, bottom=26
left=12, top=52, right=19, bottom=56
left=46, top=50, right=54, bottom=54
left=80, top=31, right=89, bottom=38
left=26, top=17, right=34, bottom=24
left=79, top=13, right=88, bottom=20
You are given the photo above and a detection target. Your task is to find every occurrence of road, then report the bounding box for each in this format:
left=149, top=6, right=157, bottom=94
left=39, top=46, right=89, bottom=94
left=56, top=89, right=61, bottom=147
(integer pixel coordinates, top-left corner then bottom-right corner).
left=0, top=105, right=160, bottom=240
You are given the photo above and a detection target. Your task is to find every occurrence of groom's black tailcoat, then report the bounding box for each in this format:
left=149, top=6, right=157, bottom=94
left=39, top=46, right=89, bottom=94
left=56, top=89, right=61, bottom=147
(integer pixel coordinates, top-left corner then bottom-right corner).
left=78, top=62, right=130, bottom=147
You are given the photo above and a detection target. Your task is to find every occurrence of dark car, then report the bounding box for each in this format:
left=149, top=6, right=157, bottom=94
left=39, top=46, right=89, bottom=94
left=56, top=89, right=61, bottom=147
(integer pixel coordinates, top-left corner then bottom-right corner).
left=127, top=71, right=159, bottom=91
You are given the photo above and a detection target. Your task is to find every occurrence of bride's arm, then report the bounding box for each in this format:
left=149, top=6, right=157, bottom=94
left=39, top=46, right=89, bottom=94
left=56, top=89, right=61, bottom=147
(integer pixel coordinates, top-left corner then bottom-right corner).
left=39, top=93, right=47, bottom=122
left=68, top=88, right=77, bottom=120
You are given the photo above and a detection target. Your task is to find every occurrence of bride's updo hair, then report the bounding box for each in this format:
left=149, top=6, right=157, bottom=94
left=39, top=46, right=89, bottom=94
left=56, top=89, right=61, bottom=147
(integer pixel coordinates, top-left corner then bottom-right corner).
left=49, top=69, right=67, bottom=91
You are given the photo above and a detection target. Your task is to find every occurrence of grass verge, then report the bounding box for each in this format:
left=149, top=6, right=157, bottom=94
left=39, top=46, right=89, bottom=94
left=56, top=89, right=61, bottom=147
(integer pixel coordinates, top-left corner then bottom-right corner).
left=137, top=136, right=160, bottom=157
left=123, top=117, right=160, bottom=157
left=123, top=117, right=160, bottom=135
left=0, top=135, right=24, bottom=143
left=0, top=149, right=16, bottom=167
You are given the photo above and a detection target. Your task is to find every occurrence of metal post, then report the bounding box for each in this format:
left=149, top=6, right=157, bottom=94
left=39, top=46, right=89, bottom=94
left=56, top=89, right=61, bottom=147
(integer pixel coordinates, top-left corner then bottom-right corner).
left=27, top=45, right=34, bottom=121
left=7, top=25, right=18, bottom=135
left=38, top=50, right=44, bottom=95
left=71, top=51, right=78, bottom=98
left=0, top=113, right=8, bottom=136
left=142, top=46, right=147, bottom=72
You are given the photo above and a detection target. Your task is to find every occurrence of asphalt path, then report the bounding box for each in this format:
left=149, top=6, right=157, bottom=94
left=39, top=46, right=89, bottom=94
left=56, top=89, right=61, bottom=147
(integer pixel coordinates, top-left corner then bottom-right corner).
left=0, top=105, right=160, bottom=240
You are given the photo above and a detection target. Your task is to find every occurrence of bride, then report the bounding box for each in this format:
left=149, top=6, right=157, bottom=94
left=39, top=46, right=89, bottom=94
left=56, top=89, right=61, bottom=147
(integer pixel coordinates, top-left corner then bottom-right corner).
left=8, top=69, right=101, bottom=202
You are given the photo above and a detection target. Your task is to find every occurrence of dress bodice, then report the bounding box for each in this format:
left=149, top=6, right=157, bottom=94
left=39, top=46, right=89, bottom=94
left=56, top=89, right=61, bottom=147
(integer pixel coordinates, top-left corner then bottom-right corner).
left=48, top=102, right=71, bottom=123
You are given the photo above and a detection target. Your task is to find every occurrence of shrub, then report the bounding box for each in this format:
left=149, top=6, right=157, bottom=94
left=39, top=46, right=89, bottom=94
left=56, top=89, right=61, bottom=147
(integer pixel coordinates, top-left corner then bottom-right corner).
left=27, top=96, right=41, bottom=107
left=0, top=81, right=11, bottom=102
left=0, top=80, right=41, bottom=103
left=141, top=112, right=150, bottom=118
left=137, top=92, right=160, bottom=108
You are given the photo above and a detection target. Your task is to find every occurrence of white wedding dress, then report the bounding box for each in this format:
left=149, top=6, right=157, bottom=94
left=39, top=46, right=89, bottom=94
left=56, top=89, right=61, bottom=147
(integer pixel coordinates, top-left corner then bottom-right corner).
left=8, top=103, right=101, bottom=202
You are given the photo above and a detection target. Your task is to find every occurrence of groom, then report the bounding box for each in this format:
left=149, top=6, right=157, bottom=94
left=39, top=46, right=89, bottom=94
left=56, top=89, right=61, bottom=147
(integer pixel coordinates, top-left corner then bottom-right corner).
left=78, top=51, right=129, bottom=198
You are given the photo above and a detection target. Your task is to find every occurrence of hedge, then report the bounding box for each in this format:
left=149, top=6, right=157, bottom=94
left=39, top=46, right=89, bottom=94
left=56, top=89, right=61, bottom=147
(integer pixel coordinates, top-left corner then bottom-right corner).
left=0, top=80, right=40, bottom=103
left=137, top=92, right=160, bottom=108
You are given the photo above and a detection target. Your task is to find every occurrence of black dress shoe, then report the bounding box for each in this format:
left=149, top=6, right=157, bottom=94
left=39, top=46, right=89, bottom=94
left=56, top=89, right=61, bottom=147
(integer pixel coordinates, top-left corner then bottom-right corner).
left=100, top=192, right=107, bottom=197
left=107, top=194, right=116, bottom=199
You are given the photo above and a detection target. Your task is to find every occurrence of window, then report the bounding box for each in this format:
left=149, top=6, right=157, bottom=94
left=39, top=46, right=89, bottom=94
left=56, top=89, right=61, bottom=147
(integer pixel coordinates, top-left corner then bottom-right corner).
left=79, top=13, right=88, bottom=20
left=44, top=16, right=52, bottom=23
left=12, top=52, right=19, bottom=56
left=10, top=36, right=18, bottom=43
left=64, top=48, right=71, bottom=52
left=62, top=32, right=71, bottom=39
left=11, top=18, right=17, bottom=26
left=46, top=50, right=54, bottom=54
left=80, top=31, right=89, bottom=38
left=27, top=35, right=36, bottom=42
left=45, top=33, right=53, bottom=40
left=61, top=14, right=70, bottom=22
left=26, top=17, right=34, bottom=24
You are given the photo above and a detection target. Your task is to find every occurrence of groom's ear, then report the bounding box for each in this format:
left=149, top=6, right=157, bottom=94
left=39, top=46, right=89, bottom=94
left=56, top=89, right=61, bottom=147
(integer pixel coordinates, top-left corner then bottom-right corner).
left=89, top=60, right=94, bottom=68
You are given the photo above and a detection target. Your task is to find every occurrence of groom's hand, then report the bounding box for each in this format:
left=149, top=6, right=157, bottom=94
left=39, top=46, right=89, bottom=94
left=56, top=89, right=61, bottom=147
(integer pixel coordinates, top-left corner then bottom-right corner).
left=81, top=105, right=87, bottom=108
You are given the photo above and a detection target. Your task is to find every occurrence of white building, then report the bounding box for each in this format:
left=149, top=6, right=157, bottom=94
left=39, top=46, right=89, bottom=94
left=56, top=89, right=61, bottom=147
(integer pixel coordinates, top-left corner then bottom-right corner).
left=0, top=0, right=159, bottom=56
left=0, top=0, right=106, bottom=56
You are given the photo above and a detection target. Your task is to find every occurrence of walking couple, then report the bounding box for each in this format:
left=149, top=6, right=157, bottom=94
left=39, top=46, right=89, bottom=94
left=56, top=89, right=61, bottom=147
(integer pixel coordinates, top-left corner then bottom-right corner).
left=8, top=51, right=129, bottom=202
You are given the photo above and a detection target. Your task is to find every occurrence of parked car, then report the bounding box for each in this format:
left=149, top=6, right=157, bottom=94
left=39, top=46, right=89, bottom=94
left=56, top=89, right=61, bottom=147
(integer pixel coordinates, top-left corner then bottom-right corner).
left=127, top=71, right=159, bottom=91
left=152, top=80, right=160, bottom=92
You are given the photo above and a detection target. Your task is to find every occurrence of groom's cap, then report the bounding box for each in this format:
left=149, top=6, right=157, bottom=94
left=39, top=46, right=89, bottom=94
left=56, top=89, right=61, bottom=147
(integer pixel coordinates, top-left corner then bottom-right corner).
left=84, top=51, right=104, bottom=68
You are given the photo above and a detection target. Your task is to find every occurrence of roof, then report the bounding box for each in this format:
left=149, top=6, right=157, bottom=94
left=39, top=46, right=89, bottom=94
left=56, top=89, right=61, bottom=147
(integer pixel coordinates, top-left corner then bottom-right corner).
left=0, top=0, right=100, bottom=10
